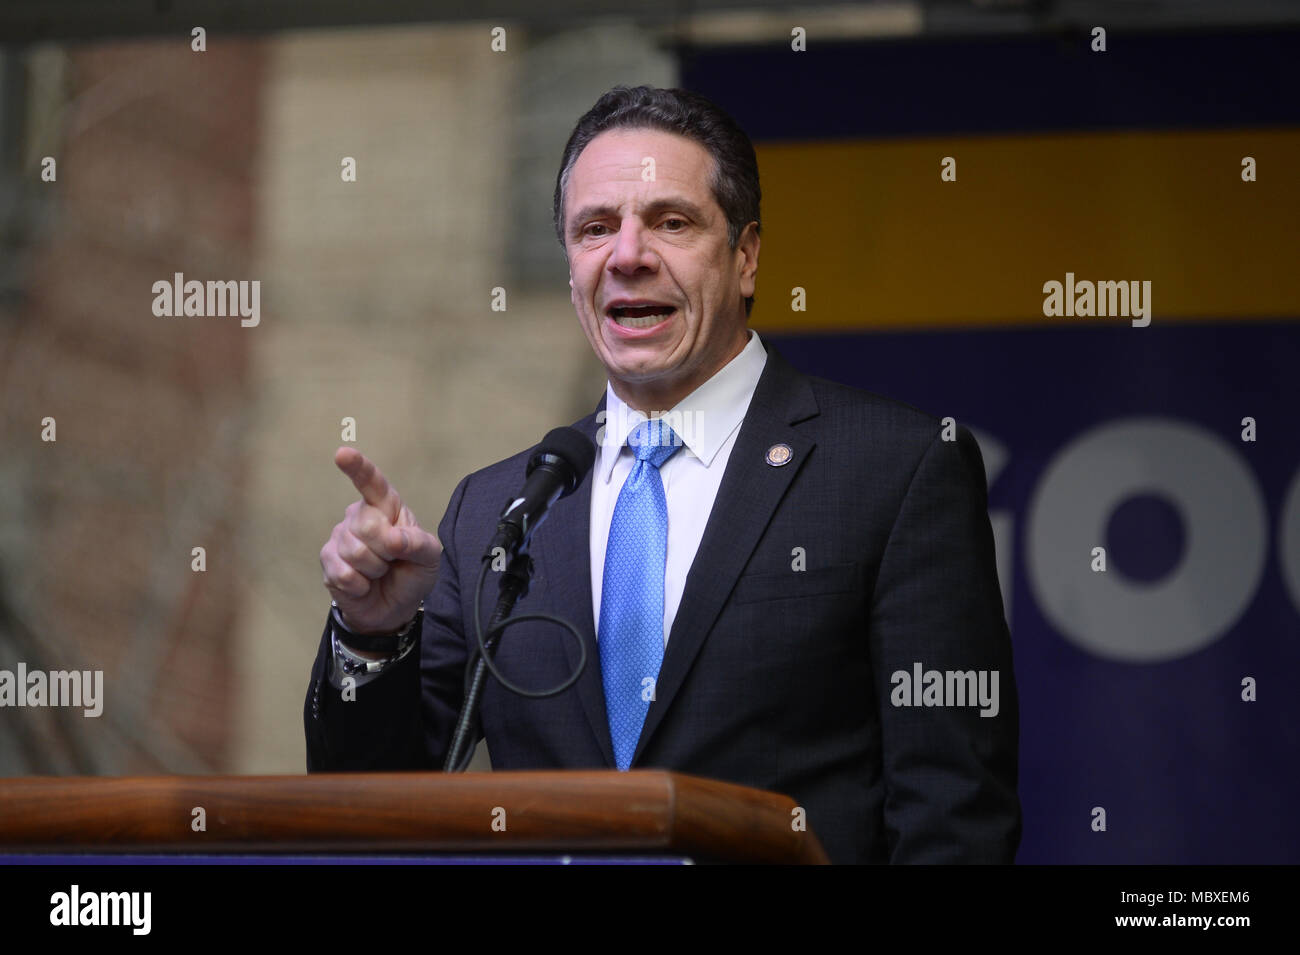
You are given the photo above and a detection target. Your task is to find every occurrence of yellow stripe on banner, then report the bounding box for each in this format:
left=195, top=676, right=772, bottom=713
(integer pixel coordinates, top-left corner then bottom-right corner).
left=750, top=128, right=1300, bottom=332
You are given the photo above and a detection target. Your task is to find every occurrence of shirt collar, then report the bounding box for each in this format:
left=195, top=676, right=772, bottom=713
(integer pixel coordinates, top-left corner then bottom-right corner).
left=596, top=329, right=768, bottom=484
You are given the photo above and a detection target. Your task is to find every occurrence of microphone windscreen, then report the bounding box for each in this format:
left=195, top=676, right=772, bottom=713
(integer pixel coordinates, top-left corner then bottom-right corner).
left=528, top=426, right=596, bottom=488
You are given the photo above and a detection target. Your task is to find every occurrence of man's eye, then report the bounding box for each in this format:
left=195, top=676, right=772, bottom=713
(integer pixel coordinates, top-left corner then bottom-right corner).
left=662, top=218, right=686, bottom=231
left=584, top=224, right=608, bottom=237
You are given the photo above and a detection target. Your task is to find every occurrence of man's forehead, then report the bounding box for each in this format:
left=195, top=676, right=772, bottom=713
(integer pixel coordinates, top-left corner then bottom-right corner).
left=569, top=128, right=713, bottom=189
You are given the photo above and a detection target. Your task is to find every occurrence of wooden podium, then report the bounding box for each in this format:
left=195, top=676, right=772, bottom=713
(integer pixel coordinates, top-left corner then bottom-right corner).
left=0, top=770, right=829, bottom=864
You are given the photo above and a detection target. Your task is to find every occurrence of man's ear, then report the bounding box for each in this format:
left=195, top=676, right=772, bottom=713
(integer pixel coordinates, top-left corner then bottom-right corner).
left=568, top=272, right=574, bottom=289
left=737, top=222, right=760, bottom=300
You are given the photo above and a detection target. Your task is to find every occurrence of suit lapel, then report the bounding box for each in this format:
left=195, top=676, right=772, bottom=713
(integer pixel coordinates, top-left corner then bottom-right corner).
left=531, top=398, right=616, bottom=767
left=632, top=343, right=819, bottom=765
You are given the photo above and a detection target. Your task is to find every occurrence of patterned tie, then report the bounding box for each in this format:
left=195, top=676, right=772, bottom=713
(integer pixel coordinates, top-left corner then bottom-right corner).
left=599, top=417, right=683, bottom=770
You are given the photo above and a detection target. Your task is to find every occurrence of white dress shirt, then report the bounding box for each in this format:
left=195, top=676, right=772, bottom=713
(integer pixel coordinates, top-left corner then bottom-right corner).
left=591, top=328, right=768, bottom=647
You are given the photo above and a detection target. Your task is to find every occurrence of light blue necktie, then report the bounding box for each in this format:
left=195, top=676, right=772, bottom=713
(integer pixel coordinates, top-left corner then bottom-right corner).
left=599, top=417, right=683, bottom=770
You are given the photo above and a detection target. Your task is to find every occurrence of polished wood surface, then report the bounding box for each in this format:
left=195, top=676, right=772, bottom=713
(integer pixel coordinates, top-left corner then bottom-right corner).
left=0, top=770, right=828, bottom=864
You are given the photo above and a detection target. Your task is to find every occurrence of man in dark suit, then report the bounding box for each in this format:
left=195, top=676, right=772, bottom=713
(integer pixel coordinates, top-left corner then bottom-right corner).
left=306, top=86, right=1020, bottom=864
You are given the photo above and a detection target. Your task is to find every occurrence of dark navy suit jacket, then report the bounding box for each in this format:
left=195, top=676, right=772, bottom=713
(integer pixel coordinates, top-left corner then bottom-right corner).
left=305, top=342, right=1021, bottom=863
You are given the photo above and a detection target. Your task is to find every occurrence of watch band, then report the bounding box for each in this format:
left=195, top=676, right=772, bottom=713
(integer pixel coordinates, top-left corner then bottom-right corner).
left=330, top=600, right=424, bottom=654
left=332, top=627, right=418, bottom=676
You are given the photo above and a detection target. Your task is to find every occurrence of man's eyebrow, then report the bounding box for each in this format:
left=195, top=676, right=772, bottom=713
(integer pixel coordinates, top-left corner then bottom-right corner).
left=568, top=197, right=709, bottom=233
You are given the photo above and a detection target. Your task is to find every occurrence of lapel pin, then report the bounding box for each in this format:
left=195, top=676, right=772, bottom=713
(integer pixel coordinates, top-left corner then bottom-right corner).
left=765, top=443, right=793, bottom=467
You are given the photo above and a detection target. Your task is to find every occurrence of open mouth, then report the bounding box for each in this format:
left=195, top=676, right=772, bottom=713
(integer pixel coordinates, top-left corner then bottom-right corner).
left=607, top=303, right=676, bottom=329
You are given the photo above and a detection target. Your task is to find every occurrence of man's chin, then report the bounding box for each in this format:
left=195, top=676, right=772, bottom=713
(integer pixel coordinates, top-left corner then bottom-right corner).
left=602, top=338, right=678, bottom=372
left=610, top=360, right=670, bottom=383
left=606, top=355, right=687, bottom=392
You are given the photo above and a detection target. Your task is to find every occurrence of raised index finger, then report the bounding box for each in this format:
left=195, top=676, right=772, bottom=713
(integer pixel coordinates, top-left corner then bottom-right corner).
left=335, top=446, right=401, bottom=523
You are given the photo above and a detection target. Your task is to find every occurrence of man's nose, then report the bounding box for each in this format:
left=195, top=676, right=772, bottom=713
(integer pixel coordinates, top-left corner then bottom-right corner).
left=608, top=219, right=658, bottom=274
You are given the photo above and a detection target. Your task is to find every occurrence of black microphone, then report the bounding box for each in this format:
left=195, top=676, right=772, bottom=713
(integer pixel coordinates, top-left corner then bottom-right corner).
left=484, top=427, right=595, bottom=560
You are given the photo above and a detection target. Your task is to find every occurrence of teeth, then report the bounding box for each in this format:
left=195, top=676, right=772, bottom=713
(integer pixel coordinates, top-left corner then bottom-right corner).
left=614, top=311, right=670, bottom=328
left=610, top=306, right=673, bottom=328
